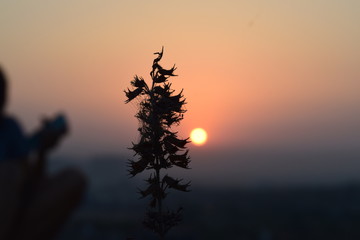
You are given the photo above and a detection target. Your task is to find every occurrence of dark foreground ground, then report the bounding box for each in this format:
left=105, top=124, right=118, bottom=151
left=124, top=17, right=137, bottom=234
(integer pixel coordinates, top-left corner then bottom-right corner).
left=50, top=157, right=360, bottom=240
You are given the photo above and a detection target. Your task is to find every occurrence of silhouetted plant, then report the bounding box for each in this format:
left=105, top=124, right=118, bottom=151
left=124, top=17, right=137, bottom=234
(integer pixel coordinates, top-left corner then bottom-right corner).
left=124, top=47, right=190, bottom=239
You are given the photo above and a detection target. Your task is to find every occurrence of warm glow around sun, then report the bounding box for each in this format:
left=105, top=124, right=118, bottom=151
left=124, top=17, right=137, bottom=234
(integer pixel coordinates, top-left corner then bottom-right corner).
left=190, top=128, right=208, bottom=146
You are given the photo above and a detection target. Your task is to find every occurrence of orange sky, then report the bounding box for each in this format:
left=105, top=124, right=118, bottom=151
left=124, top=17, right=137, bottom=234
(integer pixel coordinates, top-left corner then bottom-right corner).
left=1, top=0, right=359, bottom=159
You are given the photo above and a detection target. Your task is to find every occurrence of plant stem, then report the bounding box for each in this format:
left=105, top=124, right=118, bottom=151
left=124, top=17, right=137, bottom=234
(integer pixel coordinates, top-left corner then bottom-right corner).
left=155, top=167, right=165, bottom=239
left=151, top=82, right=165, bottom=239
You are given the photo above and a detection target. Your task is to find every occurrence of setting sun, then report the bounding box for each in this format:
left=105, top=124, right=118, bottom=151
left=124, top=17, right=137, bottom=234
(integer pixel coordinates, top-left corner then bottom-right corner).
left=190, top=128, right=208, bottom=146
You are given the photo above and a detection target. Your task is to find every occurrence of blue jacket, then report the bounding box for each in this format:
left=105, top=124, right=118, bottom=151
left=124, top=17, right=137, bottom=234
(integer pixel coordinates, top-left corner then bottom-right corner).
left=0, top=116, right=39, bottom=162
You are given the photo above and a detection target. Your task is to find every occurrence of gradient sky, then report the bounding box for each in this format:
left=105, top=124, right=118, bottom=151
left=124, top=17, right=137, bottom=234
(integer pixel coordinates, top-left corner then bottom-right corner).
left=1, top=1, right=359, bottom=186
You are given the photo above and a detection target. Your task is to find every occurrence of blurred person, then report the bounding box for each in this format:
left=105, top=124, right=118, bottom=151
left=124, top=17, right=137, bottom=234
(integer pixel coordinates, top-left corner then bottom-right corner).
left=0, top=66, right=87, bottom=240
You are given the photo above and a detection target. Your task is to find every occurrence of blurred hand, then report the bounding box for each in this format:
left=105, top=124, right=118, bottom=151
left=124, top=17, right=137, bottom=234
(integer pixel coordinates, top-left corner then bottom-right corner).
left=38, top=116, right=68, bottom=154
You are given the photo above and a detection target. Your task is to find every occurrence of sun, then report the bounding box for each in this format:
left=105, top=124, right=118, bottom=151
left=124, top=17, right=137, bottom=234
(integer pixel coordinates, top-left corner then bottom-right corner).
left=190, top=128, right=208, bottom=146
